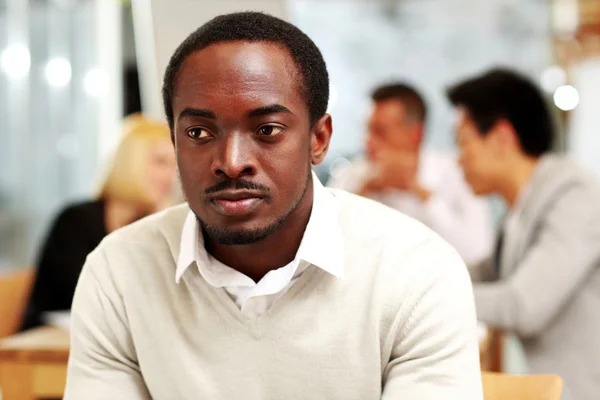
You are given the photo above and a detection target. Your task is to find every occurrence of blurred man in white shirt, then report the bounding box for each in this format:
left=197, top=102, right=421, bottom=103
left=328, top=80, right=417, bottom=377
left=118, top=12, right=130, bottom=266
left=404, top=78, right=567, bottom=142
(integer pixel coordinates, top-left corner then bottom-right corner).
left=328, top=83, right=493, bottom=265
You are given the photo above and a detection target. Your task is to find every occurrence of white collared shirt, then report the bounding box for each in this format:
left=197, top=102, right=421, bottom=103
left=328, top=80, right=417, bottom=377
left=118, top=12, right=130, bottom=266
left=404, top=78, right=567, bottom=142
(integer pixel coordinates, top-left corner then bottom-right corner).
left=328, top=150, right=494, bottom=265
left=175, top=173, right=344, bottom=317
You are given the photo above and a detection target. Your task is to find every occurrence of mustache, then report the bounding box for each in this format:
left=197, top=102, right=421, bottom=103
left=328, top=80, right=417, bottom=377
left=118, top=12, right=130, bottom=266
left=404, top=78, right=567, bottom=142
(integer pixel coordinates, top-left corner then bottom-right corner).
left=204, top=179, right=270, bottom=194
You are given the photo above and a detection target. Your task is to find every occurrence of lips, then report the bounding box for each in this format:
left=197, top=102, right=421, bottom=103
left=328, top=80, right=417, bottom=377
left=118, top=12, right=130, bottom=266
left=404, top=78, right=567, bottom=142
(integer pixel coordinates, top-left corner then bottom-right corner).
left=208, top=190, right=265, bottom=217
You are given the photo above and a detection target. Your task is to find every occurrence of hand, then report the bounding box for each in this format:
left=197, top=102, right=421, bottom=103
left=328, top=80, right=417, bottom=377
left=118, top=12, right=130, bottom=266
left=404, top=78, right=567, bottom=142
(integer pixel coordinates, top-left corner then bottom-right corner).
left=359, top=148, right=432, bottom=202
left=360, top=148, right=419, bottom=193
left=408, top=181, right=432, bottom=202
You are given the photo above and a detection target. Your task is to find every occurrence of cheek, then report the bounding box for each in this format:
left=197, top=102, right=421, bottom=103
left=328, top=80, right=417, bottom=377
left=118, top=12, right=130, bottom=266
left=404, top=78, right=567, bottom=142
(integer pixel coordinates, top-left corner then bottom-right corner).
left=388, top=130, right=409, bottom=148
left=366, top=136, right=384, bottom=157
left=265, top=144, right=309, bottom=180
left=466, top=148, right=478, bottom=168
left=459, top=147, right=473, bottom=168
left=262, top=142, right=311, bottom=198
left=460, top=146, right=483, bottom=177
left=176, top=151, right=206, bottom=193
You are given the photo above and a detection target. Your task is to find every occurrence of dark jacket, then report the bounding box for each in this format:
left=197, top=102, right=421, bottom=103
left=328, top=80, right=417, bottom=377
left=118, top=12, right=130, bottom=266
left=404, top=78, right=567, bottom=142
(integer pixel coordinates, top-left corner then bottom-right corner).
left=21, top=199, right=107, bottom=330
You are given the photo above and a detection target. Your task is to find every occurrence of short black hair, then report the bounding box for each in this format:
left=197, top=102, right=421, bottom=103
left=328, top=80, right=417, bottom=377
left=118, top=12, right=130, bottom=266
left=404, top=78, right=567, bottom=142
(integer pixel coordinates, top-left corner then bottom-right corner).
left=371, top=83, right=427, bottom=123
left=447, top=68, right=554, bottom=156
left=162, top=12, right=329, bottom=129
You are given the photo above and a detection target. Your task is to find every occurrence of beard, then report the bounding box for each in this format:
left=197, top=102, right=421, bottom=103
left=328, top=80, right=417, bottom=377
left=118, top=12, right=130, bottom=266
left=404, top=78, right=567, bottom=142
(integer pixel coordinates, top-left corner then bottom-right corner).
left=195, top=168, right=312, bottom=246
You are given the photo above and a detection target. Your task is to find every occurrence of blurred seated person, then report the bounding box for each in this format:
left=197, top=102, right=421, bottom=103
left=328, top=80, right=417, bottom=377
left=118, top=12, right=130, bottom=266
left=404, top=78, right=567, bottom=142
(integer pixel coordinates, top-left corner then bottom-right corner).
left=328, top=83, right=493, bottom=265
left=448, top=68, right=600, bottom=400
left=21, top=114, right=177, bottom=330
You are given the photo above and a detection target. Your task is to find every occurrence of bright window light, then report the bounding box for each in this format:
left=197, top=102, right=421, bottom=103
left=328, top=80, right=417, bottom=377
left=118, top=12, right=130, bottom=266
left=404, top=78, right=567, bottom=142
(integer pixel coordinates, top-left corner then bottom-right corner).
left=553, top=85, right=579, bottom=111
left=45, top=57, right=72, bottom=87
left=83, top=68, right=109, bottom=97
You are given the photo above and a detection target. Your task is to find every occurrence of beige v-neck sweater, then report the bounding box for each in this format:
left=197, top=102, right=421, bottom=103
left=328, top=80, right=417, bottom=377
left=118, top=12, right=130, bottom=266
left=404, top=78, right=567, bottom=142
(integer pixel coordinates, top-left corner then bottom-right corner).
left=64, top=191, right=482, bottom=400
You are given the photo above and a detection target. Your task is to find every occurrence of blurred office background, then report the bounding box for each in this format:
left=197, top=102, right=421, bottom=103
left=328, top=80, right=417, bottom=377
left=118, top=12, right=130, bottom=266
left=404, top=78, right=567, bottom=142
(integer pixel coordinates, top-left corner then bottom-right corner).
left=0, top=0, right=599, bottom=374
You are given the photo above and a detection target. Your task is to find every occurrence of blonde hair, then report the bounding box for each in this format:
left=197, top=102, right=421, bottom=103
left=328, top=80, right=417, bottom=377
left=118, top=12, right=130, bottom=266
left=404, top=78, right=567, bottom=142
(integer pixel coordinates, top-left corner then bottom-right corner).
left=98, top=113, right=173, bottom=208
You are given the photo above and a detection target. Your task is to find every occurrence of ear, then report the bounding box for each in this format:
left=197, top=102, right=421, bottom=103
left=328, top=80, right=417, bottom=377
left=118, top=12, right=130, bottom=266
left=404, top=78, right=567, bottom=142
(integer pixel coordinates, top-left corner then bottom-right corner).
left=310, top=114, right=333, bottom=165
left=492, top=119, right=520, bottom=151
left=411, top=123, right=425, bottom=146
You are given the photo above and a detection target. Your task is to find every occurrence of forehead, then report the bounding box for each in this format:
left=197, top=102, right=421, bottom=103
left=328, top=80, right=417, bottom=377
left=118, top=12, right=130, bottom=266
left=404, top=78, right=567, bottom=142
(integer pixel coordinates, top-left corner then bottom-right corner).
left=456, top=111, right=483, bottom=141
left=172, top=41, right=304, bottom=116
left=370, top=100, right=406, bottom=123
left=458, top=111, right=477, bottom=130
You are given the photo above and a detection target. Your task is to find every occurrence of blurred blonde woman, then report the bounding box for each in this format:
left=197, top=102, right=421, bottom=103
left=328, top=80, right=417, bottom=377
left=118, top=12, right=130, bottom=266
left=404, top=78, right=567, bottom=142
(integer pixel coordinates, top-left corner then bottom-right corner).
left=22, top=114, right=176, bottom=330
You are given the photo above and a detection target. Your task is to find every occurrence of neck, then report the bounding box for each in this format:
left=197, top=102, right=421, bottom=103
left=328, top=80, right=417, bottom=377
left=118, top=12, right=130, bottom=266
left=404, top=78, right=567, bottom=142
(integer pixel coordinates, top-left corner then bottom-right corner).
left=205, top=182, right=314, bottom=283
left=498, top=155, right=540, bottom=208
left=104, top=197, right=145, bottom=233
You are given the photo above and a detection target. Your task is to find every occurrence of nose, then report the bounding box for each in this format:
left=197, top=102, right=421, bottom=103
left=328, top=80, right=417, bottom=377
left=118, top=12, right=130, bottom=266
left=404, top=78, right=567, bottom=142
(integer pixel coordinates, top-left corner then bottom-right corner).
left=212, top=132, right=256, bottom=179
left=366, top=136, right=378, bottom=159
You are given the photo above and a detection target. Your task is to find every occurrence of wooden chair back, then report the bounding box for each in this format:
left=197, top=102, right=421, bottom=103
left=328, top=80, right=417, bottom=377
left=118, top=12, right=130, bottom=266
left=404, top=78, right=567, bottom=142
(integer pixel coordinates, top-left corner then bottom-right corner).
left=482, top=372, right=563, bottom=400
left=0, top=268, right=34, bottom=338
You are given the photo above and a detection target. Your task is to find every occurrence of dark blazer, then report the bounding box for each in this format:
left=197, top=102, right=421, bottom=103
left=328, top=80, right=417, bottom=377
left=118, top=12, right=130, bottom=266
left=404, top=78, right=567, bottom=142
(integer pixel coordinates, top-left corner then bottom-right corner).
left=21, top=199, right=107, bottom=330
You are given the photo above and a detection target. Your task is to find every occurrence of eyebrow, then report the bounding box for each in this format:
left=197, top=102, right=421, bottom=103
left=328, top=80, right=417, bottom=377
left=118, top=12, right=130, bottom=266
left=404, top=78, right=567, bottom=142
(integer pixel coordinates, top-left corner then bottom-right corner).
left=248, top=104, right=293, bottom=118
left=177, top=104, right=293, bottom=121
left=178, top=107, right=217, bottom=121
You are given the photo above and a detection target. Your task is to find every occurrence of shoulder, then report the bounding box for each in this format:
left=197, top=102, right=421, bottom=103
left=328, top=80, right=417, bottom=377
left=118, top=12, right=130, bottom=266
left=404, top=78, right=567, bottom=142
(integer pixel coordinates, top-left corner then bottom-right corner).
left=536, top=156, right=600, bottom=209
left=331, top=188, right=441, bottom=239
left=326, top=157, right=370, bottom=190
left=47, top=200, right=105, bottom=232
left=538, top=155, right=594, bottom=187
left=330, top=190, right=472, bottom=331
left=524, top=157, right=600, bottom=235
left=55, top=199, right=103, bottom=219
left=331, top=188, right=464, bottom=275
left=101, top=203, right=189, bottom=254
left=82, top=203, right=189, bottom=292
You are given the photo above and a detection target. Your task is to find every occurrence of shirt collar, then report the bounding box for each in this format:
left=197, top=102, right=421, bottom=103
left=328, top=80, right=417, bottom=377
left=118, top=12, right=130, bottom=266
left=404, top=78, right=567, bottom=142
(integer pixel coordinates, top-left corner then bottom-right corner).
left=175, top=172, right=344, bottom=283
left=506, top=155, right=553, bottom=221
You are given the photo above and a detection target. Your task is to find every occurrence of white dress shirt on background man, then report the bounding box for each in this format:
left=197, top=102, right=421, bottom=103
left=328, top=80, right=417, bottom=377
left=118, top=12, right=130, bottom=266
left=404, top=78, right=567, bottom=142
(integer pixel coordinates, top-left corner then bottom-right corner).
left=328, top=150, right=494, bottom=265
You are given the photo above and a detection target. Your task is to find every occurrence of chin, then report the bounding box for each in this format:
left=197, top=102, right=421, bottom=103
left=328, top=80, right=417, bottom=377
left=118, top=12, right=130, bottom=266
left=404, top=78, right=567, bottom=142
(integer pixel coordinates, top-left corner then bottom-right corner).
left=471, top=183, right=492, bottom=196
left=200, top=219, right=281, bottom=246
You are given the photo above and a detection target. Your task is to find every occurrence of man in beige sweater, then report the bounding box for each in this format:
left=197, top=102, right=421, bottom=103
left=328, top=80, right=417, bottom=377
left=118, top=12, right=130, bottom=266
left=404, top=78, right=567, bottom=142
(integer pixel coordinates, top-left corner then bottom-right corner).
left=64, top=12, right=482, bottom=399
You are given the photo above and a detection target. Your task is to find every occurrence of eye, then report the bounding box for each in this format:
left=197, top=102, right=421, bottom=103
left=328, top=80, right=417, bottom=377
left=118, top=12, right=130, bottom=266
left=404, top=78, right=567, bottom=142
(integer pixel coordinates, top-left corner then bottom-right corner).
left=186, top=127, right=212, bottom=140
left=257, top=125, right=284, bottom=137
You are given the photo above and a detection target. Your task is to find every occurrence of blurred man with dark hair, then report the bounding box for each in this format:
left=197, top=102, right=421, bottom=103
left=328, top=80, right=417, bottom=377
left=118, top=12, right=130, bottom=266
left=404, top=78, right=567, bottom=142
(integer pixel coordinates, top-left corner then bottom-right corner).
left=449, top=68, right=600, bottom=400
left=329, top=83, right=494, bottom=265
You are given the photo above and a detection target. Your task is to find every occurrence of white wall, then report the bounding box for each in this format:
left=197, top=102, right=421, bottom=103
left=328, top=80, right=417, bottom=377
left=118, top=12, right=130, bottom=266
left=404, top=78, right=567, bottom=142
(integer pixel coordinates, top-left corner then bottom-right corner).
left=569, top=58, right=600, bottom=181
left=1, top=0, right=108, bottom=270
left=131, top=0, right=289, bottom=120
left=95, top=0, right=123, bottom=165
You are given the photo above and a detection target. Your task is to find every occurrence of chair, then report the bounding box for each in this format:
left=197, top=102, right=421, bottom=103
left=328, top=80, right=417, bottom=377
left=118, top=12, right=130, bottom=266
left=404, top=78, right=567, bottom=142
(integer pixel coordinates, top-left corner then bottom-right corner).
left=0, top=268, right=34, bottom=338
left=480, top=328, right=504, bottom=372
left=482, top=372, right=563, bottom=400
